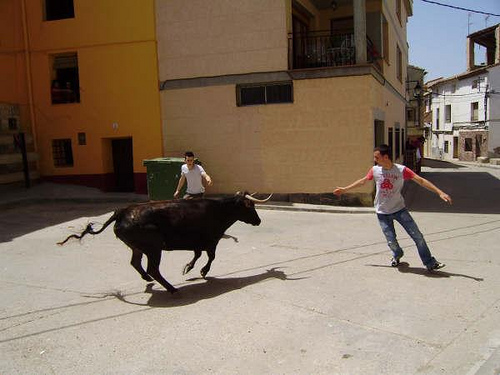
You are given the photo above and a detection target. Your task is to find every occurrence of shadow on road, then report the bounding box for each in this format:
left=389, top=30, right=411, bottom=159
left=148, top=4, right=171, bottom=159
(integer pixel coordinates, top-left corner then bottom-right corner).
left=421, top=159, right=466, bottom=169
left=403, top=160, right=500, bottom=214
left=368, top=262, right=484, bottom=281
left=111, top=268, right=302, bottom=307
left=0, top=202, right=127, bottom=243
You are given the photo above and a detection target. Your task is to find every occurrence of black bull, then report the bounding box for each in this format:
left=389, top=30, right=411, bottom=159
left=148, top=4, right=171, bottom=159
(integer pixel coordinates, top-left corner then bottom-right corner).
left=58, top=192, right=271, bottom=293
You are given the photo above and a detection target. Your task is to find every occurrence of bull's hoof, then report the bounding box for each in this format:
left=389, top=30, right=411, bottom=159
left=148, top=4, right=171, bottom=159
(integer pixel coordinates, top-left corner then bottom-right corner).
left=169, top=287, right=179, bottom=294
left=183, top=264, right=193, bottom=275
left=142, top=274, right=154, bottom=282
left=200, top=268, right=209, bottom=279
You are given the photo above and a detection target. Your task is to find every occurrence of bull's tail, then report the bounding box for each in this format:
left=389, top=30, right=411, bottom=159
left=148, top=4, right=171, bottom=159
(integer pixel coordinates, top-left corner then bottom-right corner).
left=57, top=210, right=121, bottom=246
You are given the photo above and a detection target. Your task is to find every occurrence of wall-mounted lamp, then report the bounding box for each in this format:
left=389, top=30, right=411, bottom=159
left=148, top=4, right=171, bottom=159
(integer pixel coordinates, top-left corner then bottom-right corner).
left=414, top=81, right=422, bottom=97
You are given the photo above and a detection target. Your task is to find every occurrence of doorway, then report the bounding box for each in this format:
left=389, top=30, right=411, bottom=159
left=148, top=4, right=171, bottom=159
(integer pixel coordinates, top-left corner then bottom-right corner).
left=111, top=138, right=134, bottom=192
left=453, top=137, right=459, bottom=158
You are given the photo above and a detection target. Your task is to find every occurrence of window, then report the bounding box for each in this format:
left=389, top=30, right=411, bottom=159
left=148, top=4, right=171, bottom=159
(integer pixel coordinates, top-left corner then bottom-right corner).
left=8, top=118, right=18, bottom=131
left=395, top=127, right=401, bottom=158
left=388, top=127, right=394, bottom=159
left=425, top=98, right=431, bottom=113
left=382, top=16, right=389, bottom=63
left=50, top=53, right=80, bottom=104
left=52, top=139, right=74, bottom=167
left=472, top=79, right=478, bottom=89
left=471, top=102, right=479, bottom=121
left=396, top=45, right=402, bottom=82
left=444, top=141, right=449, bottom=153
left=237, top=82, right=293, bottom=106
left=402, top=128, right=405, bottom=153
left=396, top=0, right=402, bottom=24
left=407, top=108, right=415, bottom=122
left=44, top=0, right=74, bottom=21
left=436, top=108, right=440, bottom=130
left=445, top=105, right=452, bottom=123
left=78, top=132, right=86, bottom=146
left=464, top=138, right=473, bottom=152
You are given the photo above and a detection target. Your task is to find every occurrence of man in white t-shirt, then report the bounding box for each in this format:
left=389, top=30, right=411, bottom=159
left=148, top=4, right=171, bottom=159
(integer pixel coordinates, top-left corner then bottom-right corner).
left=334, top=144, right=452, bottom=271
left=174, top=151, right=213, bottom=199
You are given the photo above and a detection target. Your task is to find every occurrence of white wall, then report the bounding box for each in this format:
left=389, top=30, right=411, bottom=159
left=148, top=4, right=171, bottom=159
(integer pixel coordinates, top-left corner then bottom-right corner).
left=430, top=71, right=491, bottom=160
left=488, top=66, right=500, bottom=156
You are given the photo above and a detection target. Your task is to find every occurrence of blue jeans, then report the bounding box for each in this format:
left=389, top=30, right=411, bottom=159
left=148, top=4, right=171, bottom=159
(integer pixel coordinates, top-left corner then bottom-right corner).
left=377, top=208, right=436, bottom=267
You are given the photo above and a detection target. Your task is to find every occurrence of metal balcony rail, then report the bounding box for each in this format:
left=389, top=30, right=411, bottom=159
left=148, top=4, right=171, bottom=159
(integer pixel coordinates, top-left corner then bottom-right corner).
left=288, top=30, right=382, bottom=71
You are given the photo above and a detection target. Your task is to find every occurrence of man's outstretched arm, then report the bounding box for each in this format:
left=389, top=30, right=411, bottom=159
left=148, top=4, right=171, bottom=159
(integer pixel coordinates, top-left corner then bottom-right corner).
left=411, top=174, right=452, bottom=204
left=334, top=176, right=370, bottom=196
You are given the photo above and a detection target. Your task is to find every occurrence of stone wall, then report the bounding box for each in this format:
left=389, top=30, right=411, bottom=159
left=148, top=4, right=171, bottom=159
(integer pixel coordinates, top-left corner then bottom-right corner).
left=459, top=130, right=488, bottom=161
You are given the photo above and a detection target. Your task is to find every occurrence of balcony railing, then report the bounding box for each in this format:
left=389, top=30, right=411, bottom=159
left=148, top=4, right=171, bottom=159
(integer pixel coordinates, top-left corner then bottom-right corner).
left=288, top=30, right=382, bottom=71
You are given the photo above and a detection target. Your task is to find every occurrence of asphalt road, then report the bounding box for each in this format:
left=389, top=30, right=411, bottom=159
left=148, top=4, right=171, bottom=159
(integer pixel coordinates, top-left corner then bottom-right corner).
left=1, top=161, right=500, bottom=374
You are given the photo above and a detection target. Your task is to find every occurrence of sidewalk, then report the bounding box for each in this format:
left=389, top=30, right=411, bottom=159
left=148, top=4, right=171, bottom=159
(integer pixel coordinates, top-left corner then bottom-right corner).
left=0, top=182, right=148, bottom=209
left=0, top=182, right=374, bottom=214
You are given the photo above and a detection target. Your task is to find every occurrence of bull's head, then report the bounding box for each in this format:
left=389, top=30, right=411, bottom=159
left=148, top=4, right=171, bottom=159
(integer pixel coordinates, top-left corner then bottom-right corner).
left=234, top=191, right=272, bottom=226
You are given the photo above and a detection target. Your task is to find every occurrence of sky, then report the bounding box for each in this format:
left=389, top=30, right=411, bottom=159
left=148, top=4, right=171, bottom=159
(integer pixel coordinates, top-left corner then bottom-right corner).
left=408, top=0, right=500, bottom=82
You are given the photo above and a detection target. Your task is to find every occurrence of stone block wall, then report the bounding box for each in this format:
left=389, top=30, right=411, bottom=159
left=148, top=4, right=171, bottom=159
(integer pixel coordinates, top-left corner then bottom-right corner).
left=459, top=130, right=488, bottom=161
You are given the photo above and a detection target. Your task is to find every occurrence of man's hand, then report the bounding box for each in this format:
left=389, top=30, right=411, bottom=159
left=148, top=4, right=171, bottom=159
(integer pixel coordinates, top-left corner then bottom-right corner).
left=440, top=192, right=452, bottom=205
left=173, top=190, right=180, bottom=199
left=333, top=187, right=345, bottom=196
left=205, top=176, right=213, bottom=186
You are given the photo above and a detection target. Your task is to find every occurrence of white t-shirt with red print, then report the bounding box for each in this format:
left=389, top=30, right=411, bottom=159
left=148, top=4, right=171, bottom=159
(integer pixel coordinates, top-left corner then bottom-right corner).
left=366, top=164, right=416, bottom=214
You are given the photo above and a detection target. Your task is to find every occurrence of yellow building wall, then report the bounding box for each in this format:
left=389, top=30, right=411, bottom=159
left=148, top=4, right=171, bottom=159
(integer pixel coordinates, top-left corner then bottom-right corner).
left=162, top=75, right=380, bottom=200
left=0, top=0, right=30, bottom=130
left=20, top=0, right=162, bottom=190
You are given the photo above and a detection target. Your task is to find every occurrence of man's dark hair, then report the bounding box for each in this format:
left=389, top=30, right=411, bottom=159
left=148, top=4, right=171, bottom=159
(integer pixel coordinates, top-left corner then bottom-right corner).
left=374, top=144, right=392, bottom=160
left=184, top=151, right=194, bottom=158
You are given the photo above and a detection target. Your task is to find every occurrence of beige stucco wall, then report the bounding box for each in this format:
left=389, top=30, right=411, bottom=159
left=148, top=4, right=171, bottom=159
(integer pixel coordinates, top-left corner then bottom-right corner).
left=162, top=75, right=390, bottom=196
left=156, top=0, right=289, bottom=80
left=157, top=0, right=409, bottom=202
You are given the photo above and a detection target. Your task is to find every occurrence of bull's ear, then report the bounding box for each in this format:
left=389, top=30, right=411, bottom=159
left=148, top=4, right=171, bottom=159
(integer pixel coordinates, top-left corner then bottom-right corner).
left=235, top=191, right=244, bottom=196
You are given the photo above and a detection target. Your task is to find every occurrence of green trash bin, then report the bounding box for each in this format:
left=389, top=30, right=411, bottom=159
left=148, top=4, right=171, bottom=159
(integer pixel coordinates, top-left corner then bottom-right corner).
left=143, top=157, right=201, bottom=200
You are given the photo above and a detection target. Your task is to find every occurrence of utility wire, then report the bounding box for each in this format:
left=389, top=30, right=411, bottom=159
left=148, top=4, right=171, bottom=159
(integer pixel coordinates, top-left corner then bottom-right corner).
left=420, top=0, right=500, bottom=17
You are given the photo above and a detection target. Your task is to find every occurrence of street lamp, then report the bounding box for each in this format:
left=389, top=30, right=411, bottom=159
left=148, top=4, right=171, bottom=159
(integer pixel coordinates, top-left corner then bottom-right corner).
left=412, top=81, right=423, bottom=128
left=414, top=81, right=422, bottom=98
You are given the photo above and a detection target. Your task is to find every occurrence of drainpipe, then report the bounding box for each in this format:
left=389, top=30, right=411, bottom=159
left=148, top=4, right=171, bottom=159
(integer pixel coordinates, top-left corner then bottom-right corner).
left=20, top=0, right=38, bottom=155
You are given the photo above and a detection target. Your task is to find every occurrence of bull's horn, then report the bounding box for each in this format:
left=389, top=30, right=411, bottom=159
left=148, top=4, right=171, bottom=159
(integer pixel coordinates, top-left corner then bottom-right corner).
left=245, top=193, right=273, bottom=203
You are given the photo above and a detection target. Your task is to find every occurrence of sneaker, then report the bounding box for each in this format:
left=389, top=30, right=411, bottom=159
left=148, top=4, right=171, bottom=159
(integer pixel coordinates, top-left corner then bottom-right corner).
left=391, top=254, right=403, bottom=267
left=427, top=262, right=445, bottom=271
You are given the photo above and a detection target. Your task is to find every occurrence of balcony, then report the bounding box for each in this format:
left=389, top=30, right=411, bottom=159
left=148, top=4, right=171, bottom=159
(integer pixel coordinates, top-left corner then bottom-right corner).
left=288, top=30, right=382, bottom=72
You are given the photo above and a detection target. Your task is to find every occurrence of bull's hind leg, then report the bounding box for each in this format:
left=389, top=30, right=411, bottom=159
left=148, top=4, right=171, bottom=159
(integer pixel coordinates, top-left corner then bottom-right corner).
left=130, top=248, right=153, bottom=282
left=200, top=248, right=216, bottom=279
left=183, top=250, right=202, bottom=275
left=145, top=251, right=178, bottom=294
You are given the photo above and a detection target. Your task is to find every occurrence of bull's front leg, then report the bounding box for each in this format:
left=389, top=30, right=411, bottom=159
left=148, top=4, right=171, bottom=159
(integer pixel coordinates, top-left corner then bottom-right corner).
left=200, top=248, right=216, bottom=279
left=146, top=251, right=178, bottom=294
left=183, top=250, right=202, bottom=275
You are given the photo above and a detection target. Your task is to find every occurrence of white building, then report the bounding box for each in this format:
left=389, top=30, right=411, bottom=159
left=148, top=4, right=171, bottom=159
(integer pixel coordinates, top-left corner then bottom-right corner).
left=424, top=24, right=500, bottom=162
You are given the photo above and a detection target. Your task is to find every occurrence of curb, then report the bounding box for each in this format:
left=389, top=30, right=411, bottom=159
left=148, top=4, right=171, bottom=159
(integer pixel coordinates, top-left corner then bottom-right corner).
left=1, top=196, right=374, bottom=214
left=257, top=203, right=374, bottom=214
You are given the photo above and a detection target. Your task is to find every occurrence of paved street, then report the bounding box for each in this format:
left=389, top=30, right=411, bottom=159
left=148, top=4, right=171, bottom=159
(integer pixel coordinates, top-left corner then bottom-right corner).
left=1, top=160, right=500, bottom=374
